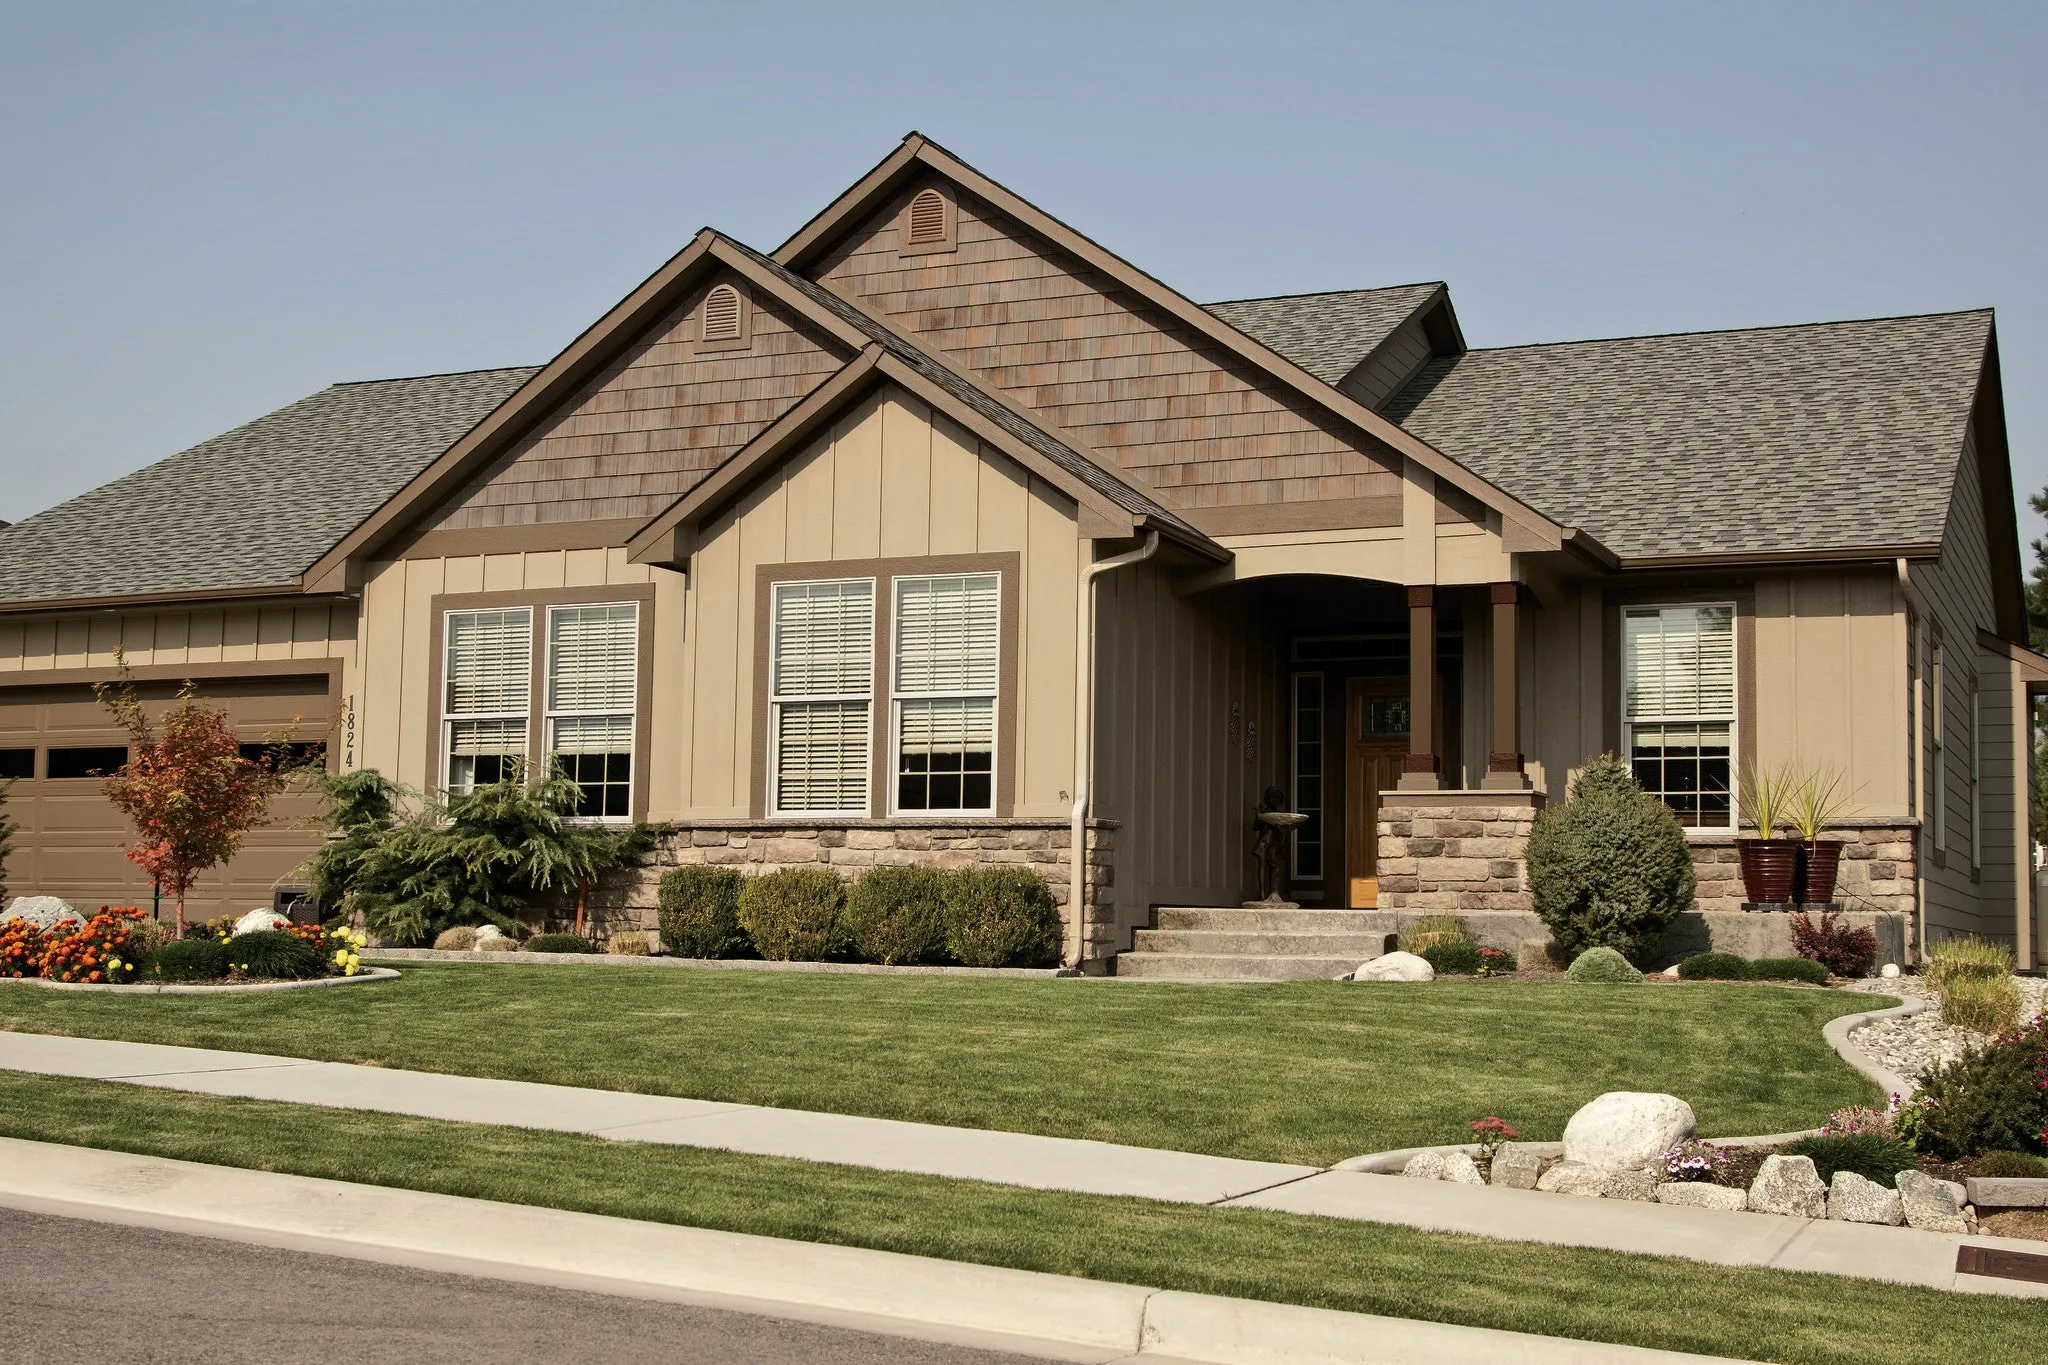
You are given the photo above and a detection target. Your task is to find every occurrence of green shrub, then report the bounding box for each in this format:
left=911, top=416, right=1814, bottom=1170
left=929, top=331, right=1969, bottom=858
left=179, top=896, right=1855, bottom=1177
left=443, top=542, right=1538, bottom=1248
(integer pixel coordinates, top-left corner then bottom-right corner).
left=526, top=932, right=594, bottom=954
left=1527, top=755, right=1695, bottom=962
left=1420, top=939, right=1484, bottom=976
left=942, top=867, right=1061, bottom=969
left=1399, top=915, right=1468, bottom=956
left=1939, top=972, right=2025, bottom=1036
left=843, top=866, right=950, bottom=965
left=738, top=868, right=848, bottom=961
left=1781, top=1133, right=1920, bottom=1185
left=1972, top=1150, right=2048, bottom=1178
left=224, top=930, right=321, bottom=980
left=1752, top=956, right=1831, bottom=985
left=145, top=937, right=229, bottom=982
left=657, top=866, right=749, bottom=959
left=1678, top=952, right=1753, bottom=981
left=1566, top=946, right=1643, bottom=984
left=1910, top=1018, right=2048, bottom=1159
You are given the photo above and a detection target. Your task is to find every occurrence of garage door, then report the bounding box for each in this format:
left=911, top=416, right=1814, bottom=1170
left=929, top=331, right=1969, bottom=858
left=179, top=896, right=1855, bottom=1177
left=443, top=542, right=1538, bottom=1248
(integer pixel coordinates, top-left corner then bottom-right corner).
left=0, top=672, right=337, bottom=923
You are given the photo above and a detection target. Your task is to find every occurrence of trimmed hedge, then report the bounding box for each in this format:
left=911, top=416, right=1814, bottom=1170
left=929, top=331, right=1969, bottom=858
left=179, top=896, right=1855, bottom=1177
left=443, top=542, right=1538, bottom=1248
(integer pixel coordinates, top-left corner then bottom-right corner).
left=526, top=933, right=594, bottom=954
left=1678, top=952, right=1752, bottom=981
left=146, top=938, right=230, bottom=983
left=1527, top=755, right=1695, bottom=962
left=224, top=930, right=322, bottom=980
left=1566, top=946, right=1643, bottom=984
left=1752, top=956, right=1830, bottom=985
left=738, top=868, right=848, bottom=961
left=942, top=866, right=1061, bottom=969
left=657, top=866, right=749, bottom=959
left=844, top=866, right=950, bottom=965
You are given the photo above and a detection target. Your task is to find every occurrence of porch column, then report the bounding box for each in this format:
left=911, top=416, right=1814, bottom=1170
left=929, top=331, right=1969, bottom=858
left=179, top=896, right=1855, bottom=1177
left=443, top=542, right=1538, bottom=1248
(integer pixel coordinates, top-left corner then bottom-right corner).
left=1399, top=585, right=1440, bottom=790
left=1484, top=581, right=1532, bottom=790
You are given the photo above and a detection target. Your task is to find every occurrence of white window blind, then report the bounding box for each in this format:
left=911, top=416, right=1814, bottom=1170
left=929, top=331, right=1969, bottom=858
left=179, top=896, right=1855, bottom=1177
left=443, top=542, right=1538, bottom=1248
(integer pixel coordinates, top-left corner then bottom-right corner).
left=1622, top=604, right=1735, bottom=829
left=893, top=573, right=999, bottom=813
left=443, top=608, right=531, bottom=795
left=547, top=603, right=638, bottom=819
left=771, top=580, right=874, bottom=815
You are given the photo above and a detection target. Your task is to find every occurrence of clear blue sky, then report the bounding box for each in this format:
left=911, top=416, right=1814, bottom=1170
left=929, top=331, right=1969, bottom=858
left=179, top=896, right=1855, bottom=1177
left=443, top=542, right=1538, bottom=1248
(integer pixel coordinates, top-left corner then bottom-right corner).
left=4, top=2, right=2044, bottom=547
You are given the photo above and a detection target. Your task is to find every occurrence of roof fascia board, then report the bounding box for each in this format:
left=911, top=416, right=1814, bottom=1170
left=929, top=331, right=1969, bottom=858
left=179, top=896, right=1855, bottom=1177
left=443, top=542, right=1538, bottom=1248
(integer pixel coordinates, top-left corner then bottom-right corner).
left=1977, top=626, right=2048, bottom=678
left=1613, top=544, right=1942, bottom=571
left=776, top=137, right=1565, bottom=543
left=0, top=581, right=327, bottom=619
left=1964, top=326, right=2026, bottom=643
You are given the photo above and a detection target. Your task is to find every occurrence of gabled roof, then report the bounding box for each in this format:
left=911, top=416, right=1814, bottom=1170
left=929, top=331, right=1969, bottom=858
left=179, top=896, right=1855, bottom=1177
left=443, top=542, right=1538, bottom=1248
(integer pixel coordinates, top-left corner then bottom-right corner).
left=1205, top=283, right=1451, bottom=386
left=0, top=367, right=535, bottom=609
left=1386, top=310, right=1996, bottom=563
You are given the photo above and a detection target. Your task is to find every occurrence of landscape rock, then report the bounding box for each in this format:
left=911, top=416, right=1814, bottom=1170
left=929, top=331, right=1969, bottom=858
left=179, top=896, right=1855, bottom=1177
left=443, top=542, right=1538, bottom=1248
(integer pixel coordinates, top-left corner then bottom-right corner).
left=1489, top=1143, right=1543, bottom=1190
left=1603, top=1170, right=1660, bottom=1202
left=1748, top=1155, right=1828, bottom=1218
left=1656, top=1182, right=1748, bottom=1212
left=1401, top=1150, right=1485, bottom=1185
left=1357, top=951, right=1434, bottom=983
left=4, top=896, right=78, bottom=930
left=1827, top=1170, right=1904, bottom=1225
left=232, top=908, right=289, bottom=936
left=1966, top=1176, right=2048, bottom=1209
left=1879, top=963, right=1901, bottom=979
left=1536, top=1161, right=1613, bottom=1197
left=1896, top=1171, right=1969, bottom=1233
left=1562, top=1092, right=1697, bottom=1170
left=472, top=924, right=506, bottom=942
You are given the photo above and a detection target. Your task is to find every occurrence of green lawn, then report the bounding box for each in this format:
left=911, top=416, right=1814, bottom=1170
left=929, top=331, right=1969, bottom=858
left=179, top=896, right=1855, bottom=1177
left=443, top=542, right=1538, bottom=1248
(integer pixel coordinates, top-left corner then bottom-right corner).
left=0, top=965, right=1884, bottom=1165
left=0, top=1071, right=2027, bottom=1365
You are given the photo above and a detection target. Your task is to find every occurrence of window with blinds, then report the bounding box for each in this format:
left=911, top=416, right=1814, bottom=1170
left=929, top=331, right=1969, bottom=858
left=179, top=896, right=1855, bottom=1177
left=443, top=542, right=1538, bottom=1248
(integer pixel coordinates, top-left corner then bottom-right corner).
left=547, top=602, right=638, bottom=819
left=444, top=608, right=532, bottom=794
left=893, top=573, right=999, bottom=813
left=771, top=580, right=875, bottom=815
left=1622, top=604, right=1734, bottom=828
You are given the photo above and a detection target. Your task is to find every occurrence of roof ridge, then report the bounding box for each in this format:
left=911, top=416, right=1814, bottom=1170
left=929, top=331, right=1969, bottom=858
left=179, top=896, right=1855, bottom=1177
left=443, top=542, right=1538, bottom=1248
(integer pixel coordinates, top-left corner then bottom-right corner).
left=1454, top=307, right=1995, bottom=358
left=1204, top=282, right=1444, bottom=307
left=333, top=364, right=544, bottom=387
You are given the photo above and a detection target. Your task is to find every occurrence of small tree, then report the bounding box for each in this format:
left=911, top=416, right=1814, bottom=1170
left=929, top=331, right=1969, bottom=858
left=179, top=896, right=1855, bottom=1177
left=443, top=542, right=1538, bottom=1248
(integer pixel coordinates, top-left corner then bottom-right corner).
left=96, top=666, right=301, bottom=931
left=1527, top=754, right=1696, bottom=963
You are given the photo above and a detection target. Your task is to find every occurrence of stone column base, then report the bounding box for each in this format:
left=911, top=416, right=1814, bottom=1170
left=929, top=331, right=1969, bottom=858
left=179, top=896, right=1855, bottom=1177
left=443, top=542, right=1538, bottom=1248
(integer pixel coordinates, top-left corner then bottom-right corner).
left=1376, top=790, right=1545, bottom=912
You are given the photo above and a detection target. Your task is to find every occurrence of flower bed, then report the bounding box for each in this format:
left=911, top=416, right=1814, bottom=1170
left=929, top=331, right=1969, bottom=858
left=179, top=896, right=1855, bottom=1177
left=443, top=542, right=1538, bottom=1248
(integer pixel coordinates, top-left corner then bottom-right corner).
left=0, top=907, right=369, bottom=987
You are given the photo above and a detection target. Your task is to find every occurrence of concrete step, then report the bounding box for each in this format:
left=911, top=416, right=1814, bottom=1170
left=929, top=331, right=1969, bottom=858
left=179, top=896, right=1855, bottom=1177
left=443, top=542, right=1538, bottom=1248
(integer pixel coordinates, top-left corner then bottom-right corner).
left=1130, top=929, right=1391, bottom=957
left=1153, top=907, right=1389, bottom=933
left=1114, top=952, right=1361, bottom=982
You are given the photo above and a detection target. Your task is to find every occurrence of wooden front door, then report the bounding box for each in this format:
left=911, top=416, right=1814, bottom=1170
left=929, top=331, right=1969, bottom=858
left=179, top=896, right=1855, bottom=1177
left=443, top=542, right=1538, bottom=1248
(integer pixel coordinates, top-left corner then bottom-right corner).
left=1344, top=677, right=1411, bottom=908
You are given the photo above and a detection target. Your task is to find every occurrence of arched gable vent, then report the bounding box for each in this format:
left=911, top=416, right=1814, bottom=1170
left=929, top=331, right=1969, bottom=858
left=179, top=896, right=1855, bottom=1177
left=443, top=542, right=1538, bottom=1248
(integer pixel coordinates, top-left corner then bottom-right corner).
left=701, top=283, right=744, bottom=342
left=906, top=188, right=950, bottom=246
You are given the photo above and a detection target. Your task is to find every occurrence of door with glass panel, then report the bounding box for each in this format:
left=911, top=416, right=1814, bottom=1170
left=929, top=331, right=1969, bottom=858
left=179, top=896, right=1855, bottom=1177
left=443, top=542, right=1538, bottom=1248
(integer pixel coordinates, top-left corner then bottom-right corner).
left=1344, top=677, right=1411, bottom=908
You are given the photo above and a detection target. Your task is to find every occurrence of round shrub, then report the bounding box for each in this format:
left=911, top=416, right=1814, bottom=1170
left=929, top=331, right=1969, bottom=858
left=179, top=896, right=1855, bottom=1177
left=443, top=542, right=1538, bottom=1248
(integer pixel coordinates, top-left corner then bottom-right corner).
left=1420, top=939, right=1484, bottom=976
left=225, top=929, right=322, bottom=980
left=1751, top=956, right=1830, bottom=985
left=1782, top=1133, right=1919, bottom=1186
left=1678, top=952, right=1752, bottom=981
left=942, top=867, right=1060, bottom=969
left=1527, top=754, right=1695, bottom=962
left=146, top=937, right=230, bottom=982
left=1566, top=946, right=1643, bottom=984
left=738, top=868, right=848, bottom=962
left=526, top=932, right=594, bottom=954
left=657, top=866, right=749, bottom=959
left=1972, top=1150, right=2048, bottom=1178
left=843, top=866, right=950, bottom=965
left=1910, top=1017, right=2048, bottom=1159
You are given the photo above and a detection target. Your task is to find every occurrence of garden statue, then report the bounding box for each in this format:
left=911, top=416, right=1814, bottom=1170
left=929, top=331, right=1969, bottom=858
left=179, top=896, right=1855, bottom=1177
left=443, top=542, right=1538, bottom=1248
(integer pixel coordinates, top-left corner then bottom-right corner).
left=1245, top=785, right=1309, bottom=908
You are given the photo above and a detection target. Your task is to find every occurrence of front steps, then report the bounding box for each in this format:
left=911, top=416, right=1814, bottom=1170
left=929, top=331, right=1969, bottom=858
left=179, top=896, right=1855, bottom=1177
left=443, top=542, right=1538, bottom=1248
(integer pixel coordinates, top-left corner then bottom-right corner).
left=1117, top=907, right=1394, bottom=980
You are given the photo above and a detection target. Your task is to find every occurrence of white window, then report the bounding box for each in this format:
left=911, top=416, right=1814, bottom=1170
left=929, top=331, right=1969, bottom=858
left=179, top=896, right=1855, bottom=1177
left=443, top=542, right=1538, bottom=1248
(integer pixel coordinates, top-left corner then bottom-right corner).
left=770, top=579, right=875, bottom=816
left=1623, top=604, right=1735, bottom=829
left=444, top=608, right=532, bottom=795
left=892, top=573, right=1000, bottom=813
left=547, top=603, right=638, bottom=820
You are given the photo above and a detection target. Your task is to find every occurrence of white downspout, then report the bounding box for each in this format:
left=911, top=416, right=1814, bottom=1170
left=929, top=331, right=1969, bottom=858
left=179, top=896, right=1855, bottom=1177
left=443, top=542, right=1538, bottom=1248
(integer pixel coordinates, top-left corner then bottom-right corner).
left=1068, top=531, right=1160, bottom=970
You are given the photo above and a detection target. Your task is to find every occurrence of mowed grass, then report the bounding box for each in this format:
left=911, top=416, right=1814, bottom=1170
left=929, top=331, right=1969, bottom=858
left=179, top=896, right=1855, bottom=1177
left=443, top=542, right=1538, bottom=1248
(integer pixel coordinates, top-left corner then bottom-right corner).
left=0, top=1071, right=2030, bottom=1365
left=0, top=966, right=1887, bottom=1165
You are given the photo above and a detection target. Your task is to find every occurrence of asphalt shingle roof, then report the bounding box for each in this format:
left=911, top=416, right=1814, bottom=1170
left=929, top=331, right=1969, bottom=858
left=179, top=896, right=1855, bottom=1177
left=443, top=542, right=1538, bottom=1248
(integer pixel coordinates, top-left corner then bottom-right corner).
left=1205, top=284, right=1443, bottom=385
left=0, top=366, right=536, bottom=604
left=1385, top=311, right=1993, bottom=560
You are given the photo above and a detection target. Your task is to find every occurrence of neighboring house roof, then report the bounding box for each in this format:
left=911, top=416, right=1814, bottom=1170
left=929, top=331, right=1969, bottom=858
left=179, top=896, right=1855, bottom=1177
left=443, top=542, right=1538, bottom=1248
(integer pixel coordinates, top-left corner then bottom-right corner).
left=1204, top=284, right=1444, bottom=385
left=1386, top=310, right=1995, bottom=562
left=0, top=367, right=535, bottom=606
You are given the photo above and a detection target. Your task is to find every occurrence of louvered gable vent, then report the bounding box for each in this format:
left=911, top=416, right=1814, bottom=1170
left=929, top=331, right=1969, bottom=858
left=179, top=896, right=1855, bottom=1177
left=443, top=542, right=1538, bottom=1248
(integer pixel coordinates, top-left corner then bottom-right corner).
left=906, top=188, right=949, bottom=246
left=701, top=283, right=744, bottom=342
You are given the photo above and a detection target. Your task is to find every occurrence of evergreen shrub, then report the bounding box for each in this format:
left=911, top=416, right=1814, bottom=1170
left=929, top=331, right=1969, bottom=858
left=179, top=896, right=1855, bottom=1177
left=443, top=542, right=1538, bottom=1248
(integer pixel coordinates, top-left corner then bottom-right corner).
left=1527, top=755, right=1695, bottom=962
left=1566, top=946, right=1643, bottom=984
left=1972, top=1150, right=2048, bottom=1178
left=1781, top=1133, right=1919, bottom=1185
left=738, top=868, right=848, bottom=961
left=1752, top=956, right=1831, bottom=985
left=225, top=929, right=322, bottom=980
left=526, top=933, right=594, bottom=954
left=1420, top=939, right=1484, bottom=976
left=844, top=866, right=950, bottom=965
left=1678, top=952, right=1753, bottom=980
left=657, top=866, right=749, bottom=958
left=146, top=938, right=229, bottom=982
left=1909, top=1017, right=2048, bottom=1159
left=942, top=867, right=1061, bottom=968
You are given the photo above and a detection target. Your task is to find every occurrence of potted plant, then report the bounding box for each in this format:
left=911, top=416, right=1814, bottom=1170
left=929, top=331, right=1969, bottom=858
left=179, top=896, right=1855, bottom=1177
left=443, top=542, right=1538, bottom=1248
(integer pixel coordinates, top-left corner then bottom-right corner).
left=1736, top=762, right=1797, bottom=907
left=1788, top=766, right=1850, bottom=907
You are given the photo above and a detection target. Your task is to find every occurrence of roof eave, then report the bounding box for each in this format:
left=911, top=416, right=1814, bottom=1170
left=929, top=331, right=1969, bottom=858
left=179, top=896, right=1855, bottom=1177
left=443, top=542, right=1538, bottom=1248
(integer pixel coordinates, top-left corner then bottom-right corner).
left=0, top=579, right=327, bottom=619
left=1612, top=543, right=1943, bottom=572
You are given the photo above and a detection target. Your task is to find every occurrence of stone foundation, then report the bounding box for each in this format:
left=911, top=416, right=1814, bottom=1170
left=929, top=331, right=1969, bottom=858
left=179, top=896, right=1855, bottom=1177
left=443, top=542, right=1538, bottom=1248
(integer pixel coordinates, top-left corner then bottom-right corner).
left=1375, top=791, right=1544, bottom=911
left=582, top=818, right=1118, bottom=954
left=1688, top=820, right=1919, bottom=919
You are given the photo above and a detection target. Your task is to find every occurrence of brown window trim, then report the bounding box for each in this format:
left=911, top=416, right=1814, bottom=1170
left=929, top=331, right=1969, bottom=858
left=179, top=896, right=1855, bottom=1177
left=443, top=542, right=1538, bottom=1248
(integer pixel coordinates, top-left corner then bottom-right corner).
left=897, top=183, right=958, bottom=258
left=751, top=553, right=1020, bottom=820
left=427, top=584, right=658, bottom=822
left=693, top=280, right=752, bottom=354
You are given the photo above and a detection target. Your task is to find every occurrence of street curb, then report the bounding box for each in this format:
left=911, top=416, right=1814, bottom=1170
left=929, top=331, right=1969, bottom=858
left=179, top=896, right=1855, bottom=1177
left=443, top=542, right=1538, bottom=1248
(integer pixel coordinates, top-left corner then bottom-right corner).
left=1822, top=994, right=1926, bottom=1098
left=0, top=967, right=399, bottom=995
left=366, top=949, right=1067, bottom=978
left=0, top=1137, right=1734, bottom=1365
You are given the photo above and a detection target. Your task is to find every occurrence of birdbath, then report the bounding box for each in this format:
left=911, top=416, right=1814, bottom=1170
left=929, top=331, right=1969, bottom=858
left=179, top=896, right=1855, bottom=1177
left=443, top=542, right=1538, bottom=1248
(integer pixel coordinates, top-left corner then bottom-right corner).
left=1244, top=810, right=1310, bottom=908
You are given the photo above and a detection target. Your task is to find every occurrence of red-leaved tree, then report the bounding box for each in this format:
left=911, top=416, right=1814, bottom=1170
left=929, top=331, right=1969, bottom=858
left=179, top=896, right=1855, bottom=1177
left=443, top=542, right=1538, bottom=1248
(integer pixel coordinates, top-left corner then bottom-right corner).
left=95, top=665, right=297, bottom=931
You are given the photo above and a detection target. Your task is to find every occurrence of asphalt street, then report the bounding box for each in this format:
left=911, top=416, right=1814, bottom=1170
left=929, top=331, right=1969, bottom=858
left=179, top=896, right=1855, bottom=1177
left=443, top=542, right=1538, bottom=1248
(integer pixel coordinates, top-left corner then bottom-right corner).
left=0, top=1207, right=1058, bottom=1363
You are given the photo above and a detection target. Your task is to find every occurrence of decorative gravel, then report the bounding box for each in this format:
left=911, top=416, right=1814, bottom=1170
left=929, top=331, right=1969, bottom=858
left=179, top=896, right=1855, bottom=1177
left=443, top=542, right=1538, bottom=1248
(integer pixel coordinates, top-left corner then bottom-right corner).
left=1843, top=976, right=2046, bottom=1084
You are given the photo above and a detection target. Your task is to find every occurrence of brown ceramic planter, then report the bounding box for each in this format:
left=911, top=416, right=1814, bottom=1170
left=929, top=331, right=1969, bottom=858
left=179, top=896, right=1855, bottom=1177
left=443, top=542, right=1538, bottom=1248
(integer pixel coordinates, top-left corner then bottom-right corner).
left=1736, top=838, right=1798, bottom=906
left=1797, top=839, right=1844, bottom=907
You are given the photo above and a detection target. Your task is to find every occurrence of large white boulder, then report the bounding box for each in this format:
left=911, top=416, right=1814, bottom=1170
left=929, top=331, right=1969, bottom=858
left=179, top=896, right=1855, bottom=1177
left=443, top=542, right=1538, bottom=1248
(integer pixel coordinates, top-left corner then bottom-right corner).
left=4, top=896, right=78, bottom=930
left=232, top=908, right=290, bottom=936
left=473, top=923, right=506, bottom=942
left=1356, top=951, right=1434, bottom=982
left=1561, top=1092, right=1696, bottom=1171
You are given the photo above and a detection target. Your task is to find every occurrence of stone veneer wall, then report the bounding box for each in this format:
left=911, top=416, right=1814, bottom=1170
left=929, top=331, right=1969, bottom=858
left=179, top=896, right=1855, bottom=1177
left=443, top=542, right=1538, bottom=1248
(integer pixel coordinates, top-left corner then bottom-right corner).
left=1687, top=820, right=1920, bottom=919
left=586, top=819, right=1119, bottom=954
left=1375, top=796, right=1542, bottom=912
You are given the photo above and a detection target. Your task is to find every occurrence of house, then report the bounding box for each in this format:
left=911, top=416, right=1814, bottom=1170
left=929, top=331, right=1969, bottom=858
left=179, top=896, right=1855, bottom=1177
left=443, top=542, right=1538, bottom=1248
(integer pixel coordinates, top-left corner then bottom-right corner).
left=2, top=133, right=2041, bottom=974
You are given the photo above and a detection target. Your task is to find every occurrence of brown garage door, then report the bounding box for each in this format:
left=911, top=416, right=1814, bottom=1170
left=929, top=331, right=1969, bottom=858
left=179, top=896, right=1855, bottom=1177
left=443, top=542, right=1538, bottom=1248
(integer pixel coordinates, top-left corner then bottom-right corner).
left=0, top=670, right=337, bottom=923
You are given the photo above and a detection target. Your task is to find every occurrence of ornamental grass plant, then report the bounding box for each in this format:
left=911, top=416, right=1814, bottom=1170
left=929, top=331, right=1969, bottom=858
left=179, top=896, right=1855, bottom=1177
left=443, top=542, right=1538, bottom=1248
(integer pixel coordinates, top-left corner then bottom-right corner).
left=1781, top=1132, right=1918, bottom=1185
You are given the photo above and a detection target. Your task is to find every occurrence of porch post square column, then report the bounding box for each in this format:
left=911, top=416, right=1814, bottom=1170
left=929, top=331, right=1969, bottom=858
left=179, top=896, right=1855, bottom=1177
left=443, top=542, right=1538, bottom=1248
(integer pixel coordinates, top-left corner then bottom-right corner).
left=1484, top=581, right=1533, bottom=790
left=1399, top=584, right=1441, bottom=790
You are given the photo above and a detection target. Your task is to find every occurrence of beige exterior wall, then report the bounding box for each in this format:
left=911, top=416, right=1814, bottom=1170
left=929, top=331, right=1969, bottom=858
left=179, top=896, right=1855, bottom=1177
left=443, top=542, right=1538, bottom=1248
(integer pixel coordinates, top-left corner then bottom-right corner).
left=0, top=600, right=357, bottom=686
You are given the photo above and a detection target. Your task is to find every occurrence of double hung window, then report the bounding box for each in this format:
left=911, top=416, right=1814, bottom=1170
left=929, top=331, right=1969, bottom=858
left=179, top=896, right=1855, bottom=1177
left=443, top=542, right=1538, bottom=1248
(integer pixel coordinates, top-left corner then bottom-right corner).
left=1623, top=604, right=1735, bottom=829
left=547, top=603, right=639, bottom=819
left=443, top=608, right=531, bottom=794
left=769, top=580, right=875, bottom=815
left=892, top=573, right=999, bottom=814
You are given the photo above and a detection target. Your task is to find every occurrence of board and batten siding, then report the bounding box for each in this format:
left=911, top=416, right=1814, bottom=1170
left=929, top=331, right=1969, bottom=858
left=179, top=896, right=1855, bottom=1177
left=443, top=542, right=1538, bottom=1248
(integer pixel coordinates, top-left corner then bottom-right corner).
left=0, top=602, right=356, bottom=680
left=676, top=385, right=1082, bottom=819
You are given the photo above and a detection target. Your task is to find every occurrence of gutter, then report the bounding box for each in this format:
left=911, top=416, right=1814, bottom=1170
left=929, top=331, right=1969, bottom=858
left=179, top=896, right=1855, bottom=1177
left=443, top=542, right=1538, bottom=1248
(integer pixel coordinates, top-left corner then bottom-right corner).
left=1897, top=558, right=1929, bottom=965
left=1068, top=531, right=1160, bottom=969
